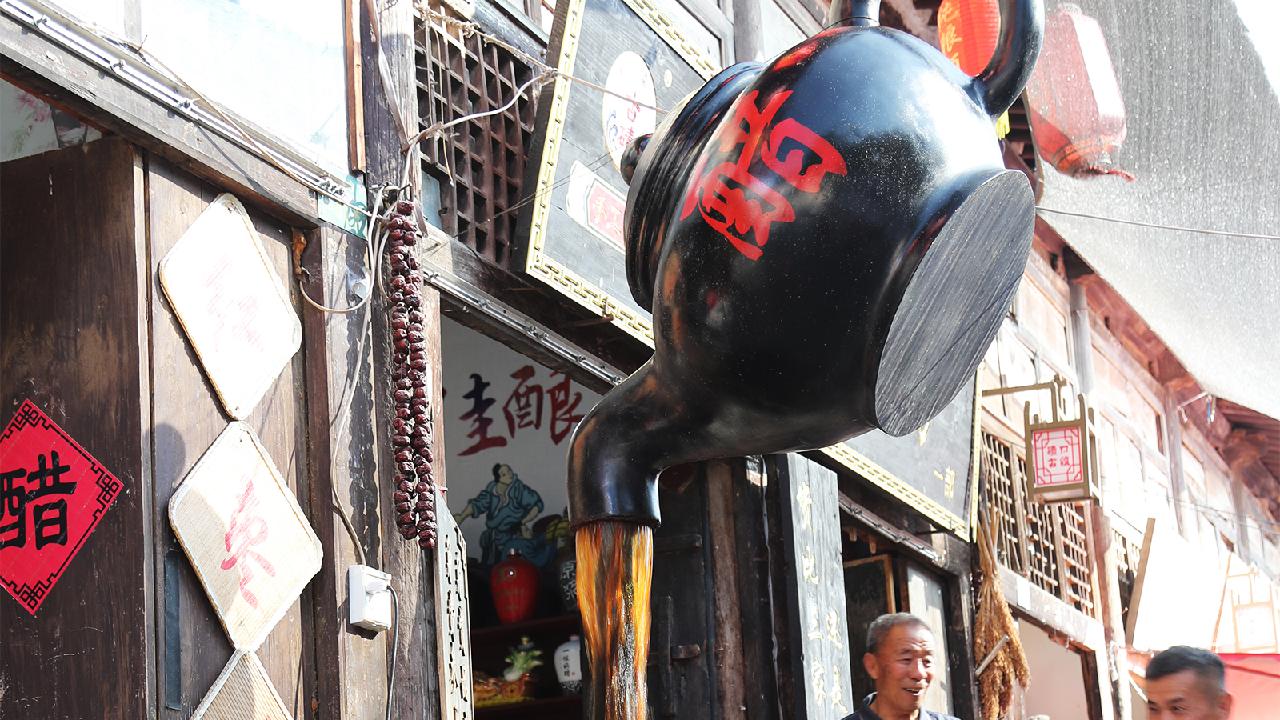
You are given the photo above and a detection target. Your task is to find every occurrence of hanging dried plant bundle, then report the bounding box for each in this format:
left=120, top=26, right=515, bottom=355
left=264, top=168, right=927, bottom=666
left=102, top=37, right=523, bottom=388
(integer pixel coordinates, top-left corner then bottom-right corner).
left=974, top=513, right=1029, bottom=720
left=387, top=200, right=437, bottom=549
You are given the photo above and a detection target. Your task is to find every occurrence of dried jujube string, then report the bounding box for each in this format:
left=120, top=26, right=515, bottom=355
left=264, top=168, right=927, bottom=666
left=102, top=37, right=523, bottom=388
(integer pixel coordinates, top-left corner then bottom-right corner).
left=386, top=200, right=437, bottom=549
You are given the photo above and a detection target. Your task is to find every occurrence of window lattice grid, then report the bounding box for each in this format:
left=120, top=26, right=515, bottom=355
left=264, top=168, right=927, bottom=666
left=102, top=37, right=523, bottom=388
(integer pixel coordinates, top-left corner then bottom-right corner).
left=1022, top=478, right=1062, bottom=598
left=415, top=11, right=539, bottom=265
left=1057, top=502, right=1096, bottom=615
left=980, top=431, right=1024, bottom=574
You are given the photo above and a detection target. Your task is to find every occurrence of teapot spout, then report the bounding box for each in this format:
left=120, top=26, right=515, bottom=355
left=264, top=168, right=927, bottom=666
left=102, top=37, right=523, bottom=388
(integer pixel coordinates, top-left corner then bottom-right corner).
left=567, top=360, right=712, bottom=528
left=972, top=0, right=1045, bottom=117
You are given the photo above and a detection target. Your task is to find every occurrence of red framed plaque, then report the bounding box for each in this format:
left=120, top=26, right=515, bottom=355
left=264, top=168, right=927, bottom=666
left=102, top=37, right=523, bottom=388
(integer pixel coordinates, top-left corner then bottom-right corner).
left=0, top=400, right=122, bottom=615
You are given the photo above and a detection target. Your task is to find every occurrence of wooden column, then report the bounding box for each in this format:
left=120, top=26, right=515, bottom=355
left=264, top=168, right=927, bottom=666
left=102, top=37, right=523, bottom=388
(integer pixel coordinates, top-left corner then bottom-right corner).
left=1070, top=273, right=1130, bottom=720
left=1088, top=505, right=1130, bottom=720
left=361, top=0, right=444, bottom=716
left=732, top=0, right=764, bottom=62
left=300, top=224, right=388, bottom=720
left=1162, top=392, right=1190, bottom=536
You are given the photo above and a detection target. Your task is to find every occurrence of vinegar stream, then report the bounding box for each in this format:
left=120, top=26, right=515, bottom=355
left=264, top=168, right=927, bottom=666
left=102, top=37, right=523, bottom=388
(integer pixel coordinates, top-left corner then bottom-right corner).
left=576, top=521, right=654, bottom=720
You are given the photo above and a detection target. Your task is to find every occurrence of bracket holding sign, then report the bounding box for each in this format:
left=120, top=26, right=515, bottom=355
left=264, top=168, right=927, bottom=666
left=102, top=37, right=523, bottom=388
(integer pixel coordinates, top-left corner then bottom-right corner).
left=983, top=375, right=1101, bottom=504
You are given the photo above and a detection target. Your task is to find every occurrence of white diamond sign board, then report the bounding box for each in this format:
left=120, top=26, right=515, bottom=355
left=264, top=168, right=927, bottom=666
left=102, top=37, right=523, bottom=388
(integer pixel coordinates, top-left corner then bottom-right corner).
left=170, top=422, right=322, bottom=650
left=159, top=193, right=301, bottom=419
left=192, top=651, right=294, bottom=720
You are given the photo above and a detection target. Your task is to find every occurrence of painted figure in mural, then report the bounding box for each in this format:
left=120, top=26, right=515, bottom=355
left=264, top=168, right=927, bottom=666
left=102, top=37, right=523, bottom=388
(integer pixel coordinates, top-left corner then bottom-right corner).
left=845, top=613, right=959, bottom=720
left=453, top=463, right=554, bottom=566
left=1145, top=646, right=1233, bottom=720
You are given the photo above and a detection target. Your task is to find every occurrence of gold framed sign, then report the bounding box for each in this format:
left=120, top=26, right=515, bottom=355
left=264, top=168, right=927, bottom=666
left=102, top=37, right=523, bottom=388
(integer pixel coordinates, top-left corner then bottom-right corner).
left=518, top=0, right=720, bottom=343
left=820, top=376, right=983, bottom=539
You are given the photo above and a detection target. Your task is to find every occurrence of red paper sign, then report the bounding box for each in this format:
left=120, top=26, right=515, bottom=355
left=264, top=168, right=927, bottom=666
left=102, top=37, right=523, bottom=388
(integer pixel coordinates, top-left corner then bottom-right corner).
left=0, top=401, right=122, bottom=615
left=1030, top=425, right=1083, bottom=488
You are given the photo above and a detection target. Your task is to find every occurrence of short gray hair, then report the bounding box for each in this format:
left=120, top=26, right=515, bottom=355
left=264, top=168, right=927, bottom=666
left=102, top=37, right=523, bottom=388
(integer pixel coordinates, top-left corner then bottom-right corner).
left=865, top=612, right=931, bottom=654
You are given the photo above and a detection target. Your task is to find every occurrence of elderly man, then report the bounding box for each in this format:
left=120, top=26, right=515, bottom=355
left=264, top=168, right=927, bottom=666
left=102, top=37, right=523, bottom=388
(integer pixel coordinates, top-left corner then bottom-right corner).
left=1145, top=646, right=1234, bottom=719
left=844, top=613, right=958, bottom=720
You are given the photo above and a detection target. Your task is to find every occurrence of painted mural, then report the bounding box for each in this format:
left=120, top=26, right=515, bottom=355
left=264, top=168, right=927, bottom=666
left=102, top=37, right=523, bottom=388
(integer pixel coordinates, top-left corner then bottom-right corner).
left=442, top=319, right=601, bottom=567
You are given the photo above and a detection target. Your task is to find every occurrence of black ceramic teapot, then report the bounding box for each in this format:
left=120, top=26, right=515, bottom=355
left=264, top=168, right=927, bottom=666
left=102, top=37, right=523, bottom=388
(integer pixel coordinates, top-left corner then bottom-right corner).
left=569, top=0, right=1044, bottom=528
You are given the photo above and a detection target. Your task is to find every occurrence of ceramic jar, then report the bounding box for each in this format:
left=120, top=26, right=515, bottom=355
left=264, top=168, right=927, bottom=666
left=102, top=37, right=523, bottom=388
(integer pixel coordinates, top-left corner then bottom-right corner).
left=553, top=635, right=583, bottom=695
left=490, top=549, right=538, bottom=624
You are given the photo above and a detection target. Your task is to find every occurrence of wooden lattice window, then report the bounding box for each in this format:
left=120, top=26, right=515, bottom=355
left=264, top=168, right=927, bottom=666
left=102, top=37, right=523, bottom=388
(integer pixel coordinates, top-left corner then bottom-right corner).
left=416, top=10, right=539, bottom=265
left=1023, top=496, right=1061, bottom=598
left=1057, top=503, right=1096, bottom=616
left=979, top=432, right=1024, bottom=574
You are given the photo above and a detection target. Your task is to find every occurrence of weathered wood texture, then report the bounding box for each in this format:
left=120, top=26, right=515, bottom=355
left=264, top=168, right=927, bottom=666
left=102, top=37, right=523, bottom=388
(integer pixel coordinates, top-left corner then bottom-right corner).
left=650, top=469, right=717, bottom=718
left=146, top=156, right=313, bottom=717
left=0, top=137, right=151, bottom=720
left=706, top=461, right=746, bottom=720
left=727, top=457, right=783, bottom=718
left=362, top=0, right=443, bottom=715
left=300, top=224, right=388, bottom=720
left=0, top=13, right=319, bottom=228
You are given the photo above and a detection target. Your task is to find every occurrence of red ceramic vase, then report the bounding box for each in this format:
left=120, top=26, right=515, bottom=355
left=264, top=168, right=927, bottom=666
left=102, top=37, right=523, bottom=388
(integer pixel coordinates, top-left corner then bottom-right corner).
left=490, top=549, right=539, bottom=624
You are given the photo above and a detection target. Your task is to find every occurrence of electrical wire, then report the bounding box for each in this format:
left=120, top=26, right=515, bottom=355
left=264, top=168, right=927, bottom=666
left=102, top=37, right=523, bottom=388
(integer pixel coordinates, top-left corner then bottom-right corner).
left=1037, top=206, right=1280, bottom=241
left=386, top=584, right=401, bottom=720
left=332, top=486, right=369, bottom=567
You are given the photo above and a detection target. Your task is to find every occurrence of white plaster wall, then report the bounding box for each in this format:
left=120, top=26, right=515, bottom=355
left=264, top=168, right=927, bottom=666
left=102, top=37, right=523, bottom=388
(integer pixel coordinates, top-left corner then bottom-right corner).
left=1019, top=620, right=1091, bottom=720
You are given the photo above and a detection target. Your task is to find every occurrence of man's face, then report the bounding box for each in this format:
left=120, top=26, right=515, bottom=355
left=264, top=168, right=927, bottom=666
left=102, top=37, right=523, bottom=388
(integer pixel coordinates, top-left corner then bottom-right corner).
left=1146, top=670, right=1233, bottom=719
left=863, top=623, right=936, bottom=716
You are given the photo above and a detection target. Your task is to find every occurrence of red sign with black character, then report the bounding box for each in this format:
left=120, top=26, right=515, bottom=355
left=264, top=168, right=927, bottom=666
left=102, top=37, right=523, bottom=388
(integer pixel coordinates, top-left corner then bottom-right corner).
left=0, top=400, right=122, bottom=615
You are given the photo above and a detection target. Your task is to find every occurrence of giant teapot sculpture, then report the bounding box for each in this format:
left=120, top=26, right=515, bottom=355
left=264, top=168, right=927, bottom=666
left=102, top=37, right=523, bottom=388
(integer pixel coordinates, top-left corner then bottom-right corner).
left=570, top=0, right=1044, bottom=529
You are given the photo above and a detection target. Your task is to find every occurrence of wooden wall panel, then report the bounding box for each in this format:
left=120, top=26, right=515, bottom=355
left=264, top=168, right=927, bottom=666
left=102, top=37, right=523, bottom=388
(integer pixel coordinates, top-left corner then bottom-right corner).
left=145, top=156, right=313, bottom=718
left=0, top=138, right=151, bottom=719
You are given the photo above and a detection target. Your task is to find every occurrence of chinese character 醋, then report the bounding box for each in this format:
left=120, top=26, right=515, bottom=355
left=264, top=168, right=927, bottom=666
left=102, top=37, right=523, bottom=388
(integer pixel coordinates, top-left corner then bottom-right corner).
left=0, top=452, right=76, bottom=550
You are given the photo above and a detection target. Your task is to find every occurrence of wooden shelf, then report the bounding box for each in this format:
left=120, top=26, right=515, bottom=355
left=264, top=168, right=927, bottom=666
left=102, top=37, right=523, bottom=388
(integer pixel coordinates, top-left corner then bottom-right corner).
left=471, top=612, right=581, bottom=645
left=476, top=694, right=581, bottom=719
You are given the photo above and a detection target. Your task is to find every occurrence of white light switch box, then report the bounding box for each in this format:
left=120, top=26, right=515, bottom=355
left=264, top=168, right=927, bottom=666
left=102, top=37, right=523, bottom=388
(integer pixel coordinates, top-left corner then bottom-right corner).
left=348, top=565, right=392, bottom=632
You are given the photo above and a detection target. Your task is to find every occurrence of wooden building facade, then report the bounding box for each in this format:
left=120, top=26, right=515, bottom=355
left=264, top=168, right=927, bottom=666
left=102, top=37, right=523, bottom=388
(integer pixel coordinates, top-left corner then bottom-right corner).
left=3, top=1, right=1276, bottom=719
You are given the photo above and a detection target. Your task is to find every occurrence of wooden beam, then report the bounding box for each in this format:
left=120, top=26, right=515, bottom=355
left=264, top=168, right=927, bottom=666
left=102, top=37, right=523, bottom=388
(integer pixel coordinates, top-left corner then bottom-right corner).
left=706, top=461, right=747, bottom=720
left=0, top=13, right=320, bottom=228
left=360, top=0, right=442, bottom=715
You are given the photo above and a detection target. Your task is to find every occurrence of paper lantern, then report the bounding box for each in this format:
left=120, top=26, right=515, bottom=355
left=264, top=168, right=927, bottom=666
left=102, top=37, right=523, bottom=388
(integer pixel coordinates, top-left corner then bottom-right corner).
left=1023, top=3, right=1131, bottom=178
left=938, top=0, right=1002, bottom=76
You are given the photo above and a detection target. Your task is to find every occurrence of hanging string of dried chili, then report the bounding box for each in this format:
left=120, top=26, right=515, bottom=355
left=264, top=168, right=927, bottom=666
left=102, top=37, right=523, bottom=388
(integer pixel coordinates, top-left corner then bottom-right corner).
left=387, top=199, right=438, bottom=549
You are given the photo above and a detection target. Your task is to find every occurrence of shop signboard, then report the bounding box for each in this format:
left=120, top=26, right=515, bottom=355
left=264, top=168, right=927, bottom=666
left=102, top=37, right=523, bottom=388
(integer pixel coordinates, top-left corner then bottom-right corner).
left=780, top=455, right=854, bottom=719
left=519, top=0, right=720, bottom=343
left=821, top=377, right=981, bottom=538
left=1024, top=393, right=1100, bottom=504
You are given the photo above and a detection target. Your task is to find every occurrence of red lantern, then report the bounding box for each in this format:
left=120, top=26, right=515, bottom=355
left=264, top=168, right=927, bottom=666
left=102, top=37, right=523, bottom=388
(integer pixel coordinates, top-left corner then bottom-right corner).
left=937, top=0, right=1001, bottom=77
left=490, top=549, right=539, bottom=624
left=1023, top=4, right=1131, bottom=179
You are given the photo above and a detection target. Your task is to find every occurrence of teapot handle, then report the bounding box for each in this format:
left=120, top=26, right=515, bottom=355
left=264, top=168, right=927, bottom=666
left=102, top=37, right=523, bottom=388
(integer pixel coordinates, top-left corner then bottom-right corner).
left=971, top=0, right=1045, bottom=118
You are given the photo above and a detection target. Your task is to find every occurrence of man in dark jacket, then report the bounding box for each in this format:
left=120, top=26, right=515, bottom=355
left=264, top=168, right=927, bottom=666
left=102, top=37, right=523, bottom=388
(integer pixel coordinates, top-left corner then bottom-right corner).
left=843, top=613, right=959, bottom=720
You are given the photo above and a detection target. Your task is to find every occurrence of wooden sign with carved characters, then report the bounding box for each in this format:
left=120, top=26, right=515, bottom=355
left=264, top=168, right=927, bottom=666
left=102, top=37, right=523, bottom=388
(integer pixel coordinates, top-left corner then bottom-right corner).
left=435, top=489, right=474, bottom=720
left=783, top=455, right=855, bottom=719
